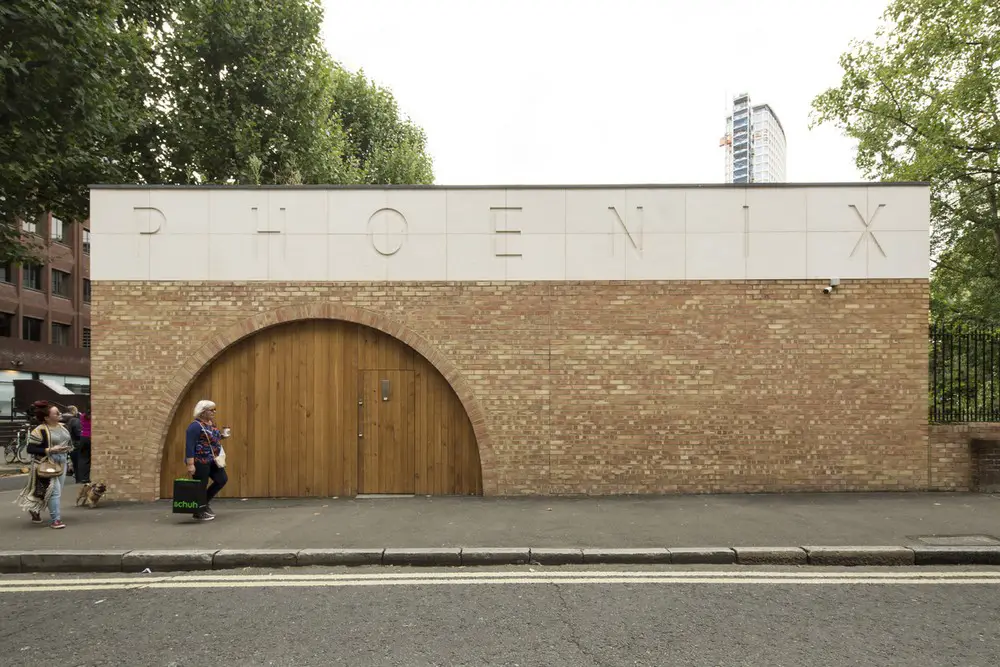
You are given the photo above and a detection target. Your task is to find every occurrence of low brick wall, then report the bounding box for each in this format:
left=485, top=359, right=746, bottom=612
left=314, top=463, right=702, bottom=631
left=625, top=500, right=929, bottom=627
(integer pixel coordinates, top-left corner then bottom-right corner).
left=929, top=423, right=1000, bottom=491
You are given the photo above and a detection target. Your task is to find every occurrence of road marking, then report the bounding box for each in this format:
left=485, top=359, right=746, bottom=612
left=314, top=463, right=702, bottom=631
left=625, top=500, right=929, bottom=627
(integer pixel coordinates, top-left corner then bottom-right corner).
left=2, top=570, right=1000, bottom=593
left=4, top=569, right=1000, bottom=587
left=2, top=578, right=1000, bottom=593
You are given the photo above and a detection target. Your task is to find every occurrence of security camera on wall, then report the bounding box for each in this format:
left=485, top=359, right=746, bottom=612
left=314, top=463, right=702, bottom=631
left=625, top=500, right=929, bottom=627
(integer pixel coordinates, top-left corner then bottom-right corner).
left=823, top=277, right=841, bottom=294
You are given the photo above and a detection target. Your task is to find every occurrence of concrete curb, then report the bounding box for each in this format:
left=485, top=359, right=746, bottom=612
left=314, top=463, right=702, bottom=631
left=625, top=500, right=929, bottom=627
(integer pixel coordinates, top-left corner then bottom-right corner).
left=2, top=546, right=1000, bottom=574
left=803, top=546, right=915, bottom=566
left=735, top=547, right=808, bottom=565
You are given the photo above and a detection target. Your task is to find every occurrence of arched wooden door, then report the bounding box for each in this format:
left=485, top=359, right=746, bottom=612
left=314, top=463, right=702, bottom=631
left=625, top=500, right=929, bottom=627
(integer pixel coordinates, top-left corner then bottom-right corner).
left=160, top=320, right=483, bottom=498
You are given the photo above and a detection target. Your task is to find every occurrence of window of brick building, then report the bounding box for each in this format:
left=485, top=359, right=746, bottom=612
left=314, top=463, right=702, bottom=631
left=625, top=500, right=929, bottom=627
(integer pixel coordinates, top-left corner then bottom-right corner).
left=83, top=228, right=91, bottom=254
left=52, top=322, right=72, bottom=346
left=82, top=327, right=91, bottom=348
left=51, top=217, right=66, bottom=244
left=83, top=278, right=92, bottom=303
left=23, top=265, right=42, bottom=291
left=0, top=312, right=12, bottom=337
left=52, top=269, right=72, bottom=298
left=22, top=316, right=43, bottom=341
left=21, top=219, right=37, bottom=235
left=0, top=263, right=12, bottom=284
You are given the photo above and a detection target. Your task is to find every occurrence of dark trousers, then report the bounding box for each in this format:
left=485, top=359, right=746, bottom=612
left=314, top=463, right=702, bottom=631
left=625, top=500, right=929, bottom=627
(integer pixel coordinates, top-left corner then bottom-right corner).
left=72, top=436, right=91, bottom=483
left=193, top=460, right=228, bottom=506
left=69, top=443, right=79, bottom=480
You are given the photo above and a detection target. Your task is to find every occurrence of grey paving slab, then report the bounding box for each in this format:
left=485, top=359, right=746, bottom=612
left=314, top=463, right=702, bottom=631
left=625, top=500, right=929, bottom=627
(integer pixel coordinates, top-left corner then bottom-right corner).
left=2, top=491, right=999, bottom=552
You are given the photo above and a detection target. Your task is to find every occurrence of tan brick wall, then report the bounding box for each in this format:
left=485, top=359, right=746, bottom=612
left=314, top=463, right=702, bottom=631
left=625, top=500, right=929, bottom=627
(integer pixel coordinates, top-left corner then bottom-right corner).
left=91, top=279, right=931, bottom=501
left=929, top=423, right=1000, bottom=490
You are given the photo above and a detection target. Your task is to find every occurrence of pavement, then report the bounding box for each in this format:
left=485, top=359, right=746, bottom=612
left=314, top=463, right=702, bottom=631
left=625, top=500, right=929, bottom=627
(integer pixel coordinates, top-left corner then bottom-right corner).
left=0, top=464, right=28, bottom=485
left=2, top=489, right=1000, bottom=571
left=2, top=564, right=999, bottom=666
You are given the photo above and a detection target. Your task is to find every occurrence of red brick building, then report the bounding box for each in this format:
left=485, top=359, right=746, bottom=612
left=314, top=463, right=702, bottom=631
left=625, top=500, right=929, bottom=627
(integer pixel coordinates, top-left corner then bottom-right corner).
left=0, top=214, right=91, bottom=417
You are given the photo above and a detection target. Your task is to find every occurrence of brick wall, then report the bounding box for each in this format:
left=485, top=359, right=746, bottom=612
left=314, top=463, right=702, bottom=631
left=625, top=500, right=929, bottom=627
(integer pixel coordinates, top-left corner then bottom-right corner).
left=91, top=279, right=930, bottom=501
left=929, top=423, right=1000, bottom=491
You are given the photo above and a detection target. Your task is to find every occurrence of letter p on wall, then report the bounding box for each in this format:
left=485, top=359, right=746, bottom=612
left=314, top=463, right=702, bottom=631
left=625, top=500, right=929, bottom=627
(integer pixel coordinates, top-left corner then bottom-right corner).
left=133, top=207, right=166, bottom=235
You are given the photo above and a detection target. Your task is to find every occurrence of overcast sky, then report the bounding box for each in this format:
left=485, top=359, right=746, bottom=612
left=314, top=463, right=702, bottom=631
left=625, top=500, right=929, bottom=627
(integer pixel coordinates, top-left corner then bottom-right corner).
left=321, top=0, right=890, bottom=186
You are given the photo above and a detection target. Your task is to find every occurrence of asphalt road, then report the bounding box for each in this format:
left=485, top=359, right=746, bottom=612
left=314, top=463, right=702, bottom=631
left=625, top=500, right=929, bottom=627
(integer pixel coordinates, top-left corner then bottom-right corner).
left=1, top=565, right=998, bottom=666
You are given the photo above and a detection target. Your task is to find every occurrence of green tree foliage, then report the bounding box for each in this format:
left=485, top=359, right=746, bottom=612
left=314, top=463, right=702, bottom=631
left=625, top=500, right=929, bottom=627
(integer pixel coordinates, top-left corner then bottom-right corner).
left=811, top=0, right=1000, bottom=324
left=158, top=0, right=350, bottom=186
left=0, top=0, right=151, bottom=263
left=331, top=67, right=434, bottom=185
left=0, top=0, right=434, bottom=264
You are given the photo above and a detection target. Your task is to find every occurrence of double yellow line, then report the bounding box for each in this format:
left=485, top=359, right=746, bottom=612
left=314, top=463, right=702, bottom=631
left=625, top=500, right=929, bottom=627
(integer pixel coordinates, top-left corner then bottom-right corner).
left=3, top=569, right=1000, bottom=593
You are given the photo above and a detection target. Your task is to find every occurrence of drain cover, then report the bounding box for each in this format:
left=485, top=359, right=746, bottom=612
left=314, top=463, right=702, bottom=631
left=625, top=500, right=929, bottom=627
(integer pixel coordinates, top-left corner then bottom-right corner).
left=911, top=534, right=1000, bottom=546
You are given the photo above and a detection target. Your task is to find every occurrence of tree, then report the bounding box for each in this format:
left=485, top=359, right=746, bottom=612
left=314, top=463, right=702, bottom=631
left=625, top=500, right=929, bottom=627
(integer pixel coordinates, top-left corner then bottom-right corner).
left=0, top=0, right=435, bottom=264
left=330, top=67, right=434, bottom=185
left=157, top=0, right=351, bottom=186
left=811, top=0, right=1000, bottom=324
left=0, top=0, right=153, bottom=263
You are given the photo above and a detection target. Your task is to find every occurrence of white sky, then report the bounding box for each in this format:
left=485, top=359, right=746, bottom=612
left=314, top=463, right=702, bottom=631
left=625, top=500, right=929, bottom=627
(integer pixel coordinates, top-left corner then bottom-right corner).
left=321, top=0, right=889, bottom=186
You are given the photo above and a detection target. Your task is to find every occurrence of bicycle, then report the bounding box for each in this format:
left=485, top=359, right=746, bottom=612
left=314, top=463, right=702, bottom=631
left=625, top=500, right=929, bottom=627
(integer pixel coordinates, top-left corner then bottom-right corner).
left=3, top=426, right=31, bottom=465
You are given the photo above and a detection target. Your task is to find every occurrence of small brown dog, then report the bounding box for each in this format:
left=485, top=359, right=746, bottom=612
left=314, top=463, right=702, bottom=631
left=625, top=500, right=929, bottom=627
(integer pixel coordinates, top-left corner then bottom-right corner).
left=76, top=482, right=107, bottom=508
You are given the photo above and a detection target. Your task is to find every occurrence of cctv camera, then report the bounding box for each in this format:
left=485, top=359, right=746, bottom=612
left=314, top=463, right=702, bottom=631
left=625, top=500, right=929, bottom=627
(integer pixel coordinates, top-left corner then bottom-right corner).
left=823, top=285, right=834, bottom=294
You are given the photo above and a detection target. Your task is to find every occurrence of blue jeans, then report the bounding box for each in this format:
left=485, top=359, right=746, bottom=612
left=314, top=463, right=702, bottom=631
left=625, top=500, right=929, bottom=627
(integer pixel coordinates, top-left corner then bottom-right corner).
left=47, top=453, right=67, bottom=522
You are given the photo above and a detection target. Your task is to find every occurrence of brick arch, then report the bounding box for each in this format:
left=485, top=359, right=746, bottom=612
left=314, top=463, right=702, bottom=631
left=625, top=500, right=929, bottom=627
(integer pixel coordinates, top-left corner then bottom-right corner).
left=149, top=301, right=497, bottom=497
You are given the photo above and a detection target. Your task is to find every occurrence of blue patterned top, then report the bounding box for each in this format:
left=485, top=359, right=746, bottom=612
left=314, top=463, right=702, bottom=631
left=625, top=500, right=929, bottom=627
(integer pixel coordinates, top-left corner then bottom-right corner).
left=184, top=420, right=222, bottom=464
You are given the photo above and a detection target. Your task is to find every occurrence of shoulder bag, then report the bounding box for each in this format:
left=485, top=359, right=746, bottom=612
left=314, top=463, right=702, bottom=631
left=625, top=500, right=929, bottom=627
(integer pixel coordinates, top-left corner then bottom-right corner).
left=35, top=425, right=64, bottom=479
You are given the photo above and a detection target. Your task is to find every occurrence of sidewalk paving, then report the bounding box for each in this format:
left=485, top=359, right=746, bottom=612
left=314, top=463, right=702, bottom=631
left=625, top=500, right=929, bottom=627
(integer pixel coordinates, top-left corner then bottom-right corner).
left=0, top=463, right=28, bottom=479
left=3, top=490, right=999, bottom=551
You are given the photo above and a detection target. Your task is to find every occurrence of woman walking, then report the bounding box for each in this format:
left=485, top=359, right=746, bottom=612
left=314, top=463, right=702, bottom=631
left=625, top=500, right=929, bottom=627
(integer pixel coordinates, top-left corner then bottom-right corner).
left=184, top=400, right=230, bottom=521
left=16, top=401, right=74, bottom=529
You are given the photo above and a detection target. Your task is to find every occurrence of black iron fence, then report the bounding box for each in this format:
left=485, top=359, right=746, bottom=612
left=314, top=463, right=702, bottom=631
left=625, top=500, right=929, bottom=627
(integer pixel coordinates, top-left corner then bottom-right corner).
left=930, top=322, right=1000, bottom=423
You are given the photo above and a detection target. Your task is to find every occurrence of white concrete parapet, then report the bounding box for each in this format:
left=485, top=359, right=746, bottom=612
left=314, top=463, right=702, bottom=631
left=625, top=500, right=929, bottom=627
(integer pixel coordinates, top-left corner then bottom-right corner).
left=90, top=184, right=930, bottom=281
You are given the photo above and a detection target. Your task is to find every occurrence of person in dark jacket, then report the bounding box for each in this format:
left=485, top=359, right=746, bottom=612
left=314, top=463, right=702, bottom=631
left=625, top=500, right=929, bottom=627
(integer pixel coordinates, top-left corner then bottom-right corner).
left=78, top=411, right=92, bottom=484
left=16, top=401, right=74, bottom=529
left=66, top=406, right=83, bottom=483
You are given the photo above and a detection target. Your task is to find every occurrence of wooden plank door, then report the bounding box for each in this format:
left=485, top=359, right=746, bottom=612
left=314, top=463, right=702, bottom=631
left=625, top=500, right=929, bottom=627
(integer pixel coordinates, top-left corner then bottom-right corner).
left=358, top=370, right=415, bottom=493
left=162, top=321, right=482, bottom=499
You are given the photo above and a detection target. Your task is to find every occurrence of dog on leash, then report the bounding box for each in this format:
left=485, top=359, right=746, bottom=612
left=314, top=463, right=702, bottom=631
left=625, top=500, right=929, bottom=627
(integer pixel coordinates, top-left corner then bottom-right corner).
left=76, top=482, right=107, bottom=508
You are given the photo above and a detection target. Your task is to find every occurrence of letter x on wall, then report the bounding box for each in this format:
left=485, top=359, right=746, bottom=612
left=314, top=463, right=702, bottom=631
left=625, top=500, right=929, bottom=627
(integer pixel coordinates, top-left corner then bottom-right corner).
left=849, top=203, right=887, bottom=258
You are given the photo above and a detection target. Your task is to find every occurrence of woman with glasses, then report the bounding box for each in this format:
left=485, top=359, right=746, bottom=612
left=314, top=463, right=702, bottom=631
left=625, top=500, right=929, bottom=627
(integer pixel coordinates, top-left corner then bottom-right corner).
left=184, top=400, right=231, bottom=521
